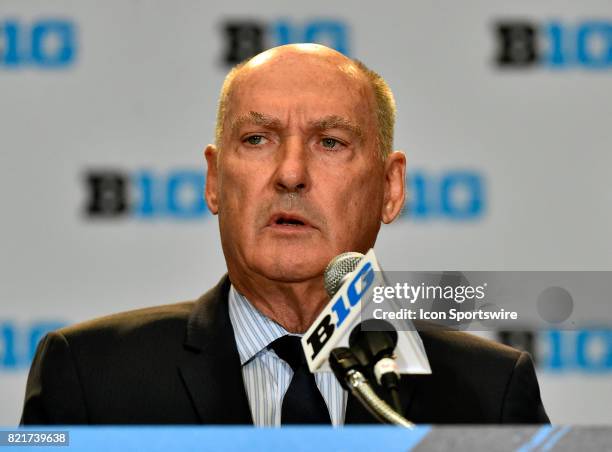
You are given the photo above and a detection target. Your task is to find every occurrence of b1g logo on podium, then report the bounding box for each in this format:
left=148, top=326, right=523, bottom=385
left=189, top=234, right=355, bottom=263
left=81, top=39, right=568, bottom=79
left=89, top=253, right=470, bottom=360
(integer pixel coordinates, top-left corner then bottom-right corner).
left=221, top=18, right=349, bottom=66
left=0, top=19, right=77, bottom=68
left=494, top=20, right=612, bottom=69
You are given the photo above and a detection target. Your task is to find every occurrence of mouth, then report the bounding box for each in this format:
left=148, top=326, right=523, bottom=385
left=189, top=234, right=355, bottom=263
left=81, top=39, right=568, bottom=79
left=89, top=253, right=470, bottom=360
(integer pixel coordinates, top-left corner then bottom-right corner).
left=267, top=212, right=315, bottom=231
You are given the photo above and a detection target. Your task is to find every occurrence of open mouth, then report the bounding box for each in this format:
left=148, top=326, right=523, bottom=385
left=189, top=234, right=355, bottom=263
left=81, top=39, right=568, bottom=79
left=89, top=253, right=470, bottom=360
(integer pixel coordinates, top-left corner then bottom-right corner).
left=268, top=213, right=313, bottom=230
left=275, top=217, right=305, bottom=226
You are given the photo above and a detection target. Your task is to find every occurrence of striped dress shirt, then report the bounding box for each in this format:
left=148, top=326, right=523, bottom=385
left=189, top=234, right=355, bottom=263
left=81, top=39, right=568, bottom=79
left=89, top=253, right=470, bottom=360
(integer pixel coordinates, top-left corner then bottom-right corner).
left=228, top=285, right=347, bottom=426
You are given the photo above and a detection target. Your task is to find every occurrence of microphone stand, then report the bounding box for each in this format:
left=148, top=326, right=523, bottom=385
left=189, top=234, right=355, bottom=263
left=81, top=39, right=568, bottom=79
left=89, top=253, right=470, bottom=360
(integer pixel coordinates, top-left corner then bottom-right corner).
left=345, top=369, right=414, bottom=427
left=329, top=348, right=414, bottom=428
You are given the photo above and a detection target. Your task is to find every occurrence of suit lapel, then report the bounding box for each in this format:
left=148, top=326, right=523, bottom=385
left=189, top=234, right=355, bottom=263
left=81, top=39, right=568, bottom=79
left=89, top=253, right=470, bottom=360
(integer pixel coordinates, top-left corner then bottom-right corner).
left=178, top=275, right=253, bottom=425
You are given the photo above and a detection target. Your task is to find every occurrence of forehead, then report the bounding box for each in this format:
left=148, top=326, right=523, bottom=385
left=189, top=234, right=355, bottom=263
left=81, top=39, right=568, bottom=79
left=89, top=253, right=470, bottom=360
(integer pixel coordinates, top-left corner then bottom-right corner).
left=225, top=56, right=376, bottom=131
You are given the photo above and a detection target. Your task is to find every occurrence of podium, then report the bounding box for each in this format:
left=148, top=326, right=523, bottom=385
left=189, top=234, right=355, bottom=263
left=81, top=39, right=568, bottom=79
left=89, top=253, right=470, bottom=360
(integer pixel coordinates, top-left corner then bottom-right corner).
left=2, top=425, right=602, bottom=451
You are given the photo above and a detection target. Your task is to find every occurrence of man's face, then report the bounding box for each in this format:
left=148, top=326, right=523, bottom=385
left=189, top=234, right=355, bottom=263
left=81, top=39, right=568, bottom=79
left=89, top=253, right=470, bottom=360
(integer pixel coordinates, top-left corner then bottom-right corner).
left=206, top=49, right=401, bottom=283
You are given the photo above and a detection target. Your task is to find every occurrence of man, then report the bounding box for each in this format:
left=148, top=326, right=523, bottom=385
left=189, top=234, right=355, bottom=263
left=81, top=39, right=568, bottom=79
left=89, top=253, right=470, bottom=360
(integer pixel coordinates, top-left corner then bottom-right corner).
left=21, top=44, right=549, bottom=425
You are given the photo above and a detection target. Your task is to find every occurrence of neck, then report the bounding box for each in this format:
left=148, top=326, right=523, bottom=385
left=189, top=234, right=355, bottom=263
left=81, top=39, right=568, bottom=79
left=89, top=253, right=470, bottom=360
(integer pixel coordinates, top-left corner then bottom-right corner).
left=229, top=270, right=328, bottom=334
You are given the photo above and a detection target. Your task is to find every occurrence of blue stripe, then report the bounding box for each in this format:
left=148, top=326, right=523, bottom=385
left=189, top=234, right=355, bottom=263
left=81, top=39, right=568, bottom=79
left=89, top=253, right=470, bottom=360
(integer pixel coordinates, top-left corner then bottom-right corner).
left=517, top=425, right=555, bottom=452
left=15, top=426, right=433, bottom=452
left=541, top=426, right=571, bottom=451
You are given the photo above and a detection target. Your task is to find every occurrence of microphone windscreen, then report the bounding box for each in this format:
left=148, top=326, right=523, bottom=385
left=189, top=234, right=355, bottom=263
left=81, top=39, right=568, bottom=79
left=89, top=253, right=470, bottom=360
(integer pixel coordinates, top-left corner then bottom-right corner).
left=324, top=252, right=364, bottom=297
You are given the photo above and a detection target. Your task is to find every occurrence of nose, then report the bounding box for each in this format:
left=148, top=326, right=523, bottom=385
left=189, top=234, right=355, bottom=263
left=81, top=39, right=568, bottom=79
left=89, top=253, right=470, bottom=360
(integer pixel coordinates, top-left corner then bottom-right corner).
left=273, top=137, right=310, bottom=194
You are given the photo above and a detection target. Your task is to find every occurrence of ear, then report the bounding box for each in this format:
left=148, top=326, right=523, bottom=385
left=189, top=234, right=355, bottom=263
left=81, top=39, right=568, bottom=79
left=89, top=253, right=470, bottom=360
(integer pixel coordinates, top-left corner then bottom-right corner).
left=381, top=151, right=406, bottom=224
left=204, top=144, right=219, bottom=215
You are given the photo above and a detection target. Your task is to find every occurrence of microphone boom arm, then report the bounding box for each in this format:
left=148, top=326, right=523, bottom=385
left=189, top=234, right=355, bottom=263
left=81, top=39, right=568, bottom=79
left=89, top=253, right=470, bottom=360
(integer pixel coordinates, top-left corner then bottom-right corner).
left=329, top=347, right=413, bottom=428
left=344, top=369, right=414, bottom=428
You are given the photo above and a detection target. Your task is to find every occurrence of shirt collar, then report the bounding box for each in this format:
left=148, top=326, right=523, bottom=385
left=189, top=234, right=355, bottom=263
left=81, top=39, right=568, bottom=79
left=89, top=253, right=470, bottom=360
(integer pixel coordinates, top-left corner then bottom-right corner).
left=228, top=284, right=296, bottom=366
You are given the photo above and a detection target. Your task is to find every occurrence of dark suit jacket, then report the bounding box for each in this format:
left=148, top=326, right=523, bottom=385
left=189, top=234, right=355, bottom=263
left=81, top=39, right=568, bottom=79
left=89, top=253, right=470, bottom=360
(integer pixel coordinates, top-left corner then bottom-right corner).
left=21, top=275, right=549, bottom=425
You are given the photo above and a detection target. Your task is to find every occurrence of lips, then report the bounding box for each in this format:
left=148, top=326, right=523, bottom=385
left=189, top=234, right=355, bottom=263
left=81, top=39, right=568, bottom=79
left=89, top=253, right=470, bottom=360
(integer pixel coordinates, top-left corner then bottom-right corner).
left=268, top=212, right=314, bottom=229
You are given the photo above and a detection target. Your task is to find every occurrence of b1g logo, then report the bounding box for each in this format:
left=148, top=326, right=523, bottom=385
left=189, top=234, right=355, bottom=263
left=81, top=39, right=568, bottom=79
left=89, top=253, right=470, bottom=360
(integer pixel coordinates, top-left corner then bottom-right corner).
left=494, top=20, right=612, bottom=69
left=305, top=262, right=375, bottom=361
left=0, top=321, right=65, bottom=370
left=544, top=329, right=612, bottom=372
left=221, top=18, right=349, bottom=66
left=0, top=19, right=76, bottom=68
left=498, top=330, right=612, bottom=373
left=84, top=169, right=209, bottom=219
left=404, top=170, right=485, bottom=220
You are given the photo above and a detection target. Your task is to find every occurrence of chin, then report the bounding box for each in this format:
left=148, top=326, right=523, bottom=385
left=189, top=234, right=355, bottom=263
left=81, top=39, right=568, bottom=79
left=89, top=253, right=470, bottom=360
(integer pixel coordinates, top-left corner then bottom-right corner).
left=251, top=250, right=329, bottom=283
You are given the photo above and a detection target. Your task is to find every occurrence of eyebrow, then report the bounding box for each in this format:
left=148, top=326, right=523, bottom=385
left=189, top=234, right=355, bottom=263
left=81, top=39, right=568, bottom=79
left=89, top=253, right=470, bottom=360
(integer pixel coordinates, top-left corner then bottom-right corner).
left=230, top=112, right=282, bottom=135
left=230, top=111, right=363, bottom=139
left=309, top=115, right=363, bottom=139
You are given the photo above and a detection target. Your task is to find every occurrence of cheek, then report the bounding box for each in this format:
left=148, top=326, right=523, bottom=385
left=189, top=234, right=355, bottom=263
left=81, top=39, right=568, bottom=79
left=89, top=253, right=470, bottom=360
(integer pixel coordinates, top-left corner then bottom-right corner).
left=217, top=161, right=272, bottom=236
left=218, top=168, right=253, bottom=231
left=322, top=173, right=384, bottom=241
left=218, top=159, right=256, bottom=209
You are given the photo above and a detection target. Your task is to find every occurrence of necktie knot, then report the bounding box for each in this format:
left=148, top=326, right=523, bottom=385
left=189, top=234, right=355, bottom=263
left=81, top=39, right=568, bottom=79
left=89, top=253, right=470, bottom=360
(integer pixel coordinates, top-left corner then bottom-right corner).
left=270, top=335, right=306, bottom=371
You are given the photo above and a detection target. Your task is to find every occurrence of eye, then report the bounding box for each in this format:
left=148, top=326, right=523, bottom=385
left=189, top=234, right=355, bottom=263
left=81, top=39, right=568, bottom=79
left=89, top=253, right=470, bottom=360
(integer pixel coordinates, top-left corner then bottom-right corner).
left=244, top=135, right=266, bottom=146
left=321, top=137, right=341, bottom=150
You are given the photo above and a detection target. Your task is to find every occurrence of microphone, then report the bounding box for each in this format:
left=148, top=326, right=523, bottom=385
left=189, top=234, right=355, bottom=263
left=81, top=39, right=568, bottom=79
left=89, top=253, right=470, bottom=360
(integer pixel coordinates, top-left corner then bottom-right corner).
left=301, top=250, right=375, bottom=372
left=326, top=254, right=402, bottom=395
left=315, top=251, right=411, bottom=425
left=323, top=252, right=364, bottom=297
left=326, top=255, right=404, bottom=413
left=301, top=248, right=431, bottom=375
left=349, top=319, right=403, bottom=415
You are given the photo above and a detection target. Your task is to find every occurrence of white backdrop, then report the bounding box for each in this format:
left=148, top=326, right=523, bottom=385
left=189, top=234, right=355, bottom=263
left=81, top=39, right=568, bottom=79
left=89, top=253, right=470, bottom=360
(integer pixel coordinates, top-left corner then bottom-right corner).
left=2, top=0, right=612, bottom=425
